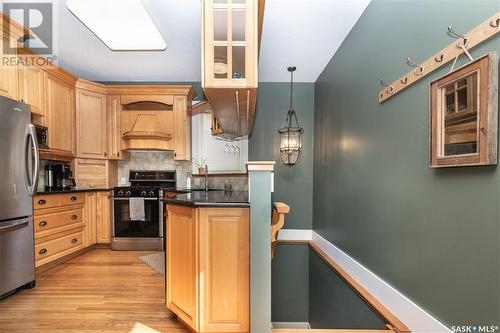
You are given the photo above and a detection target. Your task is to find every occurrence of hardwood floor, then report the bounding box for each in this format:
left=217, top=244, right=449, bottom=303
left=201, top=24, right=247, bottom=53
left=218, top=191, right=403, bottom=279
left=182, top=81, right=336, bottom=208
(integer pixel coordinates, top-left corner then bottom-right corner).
left=0, top=249, right=189, bottom=333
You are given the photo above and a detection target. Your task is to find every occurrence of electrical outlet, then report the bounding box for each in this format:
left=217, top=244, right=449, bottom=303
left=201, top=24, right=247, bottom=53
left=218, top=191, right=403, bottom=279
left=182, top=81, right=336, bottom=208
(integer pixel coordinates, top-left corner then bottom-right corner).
left=120, top=177, right=127, bottom=185
left=194, top=178, right=200, bottom=186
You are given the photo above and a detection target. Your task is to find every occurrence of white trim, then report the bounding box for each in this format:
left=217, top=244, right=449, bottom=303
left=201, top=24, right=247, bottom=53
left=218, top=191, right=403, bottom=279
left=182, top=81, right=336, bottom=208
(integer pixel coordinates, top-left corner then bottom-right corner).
left=276, top=229, right=451, bottom=333
left=272, top=322, right=311, bottom=329
left=277, top=229, right=313, bottom=242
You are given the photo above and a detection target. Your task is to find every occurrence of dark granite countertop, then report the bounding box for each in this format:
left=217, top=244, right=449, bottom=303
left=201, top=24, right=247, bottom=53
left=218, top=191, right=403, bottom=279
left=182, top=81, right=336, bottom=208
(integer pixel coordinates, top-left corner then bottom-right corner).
left=36, top=188, right=111, bottom=195
left=162, top=190, right=249, bottom=208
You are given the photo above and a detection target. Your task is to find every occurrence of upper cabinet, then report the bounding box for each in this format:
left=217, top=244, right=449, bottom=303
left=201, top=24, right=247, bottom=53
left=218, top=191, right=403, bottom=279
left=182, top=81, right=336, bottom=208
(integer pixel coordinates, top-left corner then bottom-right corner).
left=0, top=37, right=19, bottom=101
left=201, top=0, right=264, bottom=137
left=202, top=0, right=258, bottom=89
left=46, top=71, right=77, bottom=159
left=107, top=95, right=128, bottom=160
left=75, top=80, right=108, bottom=159
left=18, top=64, right=47, bottom=117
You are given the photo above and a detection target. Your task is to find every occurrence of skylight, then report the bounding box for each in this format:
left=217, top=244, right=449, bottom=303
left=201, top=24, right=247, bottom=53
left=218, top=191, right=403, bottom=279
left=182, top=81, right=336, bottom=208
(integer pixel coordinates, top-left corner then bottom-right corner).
left=66, top=0, right=166, bottom=51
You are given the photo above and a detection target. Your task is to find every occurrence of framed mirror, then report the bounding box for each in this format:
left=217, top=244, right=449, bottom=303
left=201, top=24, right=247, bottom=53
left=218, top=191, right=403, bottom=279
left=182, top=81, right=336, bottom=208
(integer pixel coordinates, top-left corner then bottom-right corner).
left=429, top=52, right=498, bottom=168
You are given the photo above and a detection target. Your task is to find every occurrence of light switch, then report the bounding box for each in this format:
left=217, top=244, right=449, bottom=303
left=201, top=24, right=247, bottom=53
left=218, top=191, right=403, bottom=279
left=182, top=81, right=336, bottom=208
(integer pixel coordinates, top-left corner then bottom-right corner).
left=120, top=177, right=127, bottom=185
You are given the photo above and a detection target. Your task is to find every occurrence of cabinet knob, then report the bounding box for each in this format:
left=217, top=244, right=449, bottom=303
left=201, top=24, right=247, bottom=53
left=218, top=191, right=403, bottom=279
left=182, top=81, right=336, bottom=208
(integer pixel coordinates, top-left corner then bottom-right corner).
left=71, top=214, right=78, bottom=220
left=117, top=152, right=120, bottom=157
left=70, top=196, right=77, bottom=201
left=38, top=199, right=47, bottom=205
left=39, top=220, right=47, bottom=227
left=104, top=152, right=107, bottom=157
left=39, top=248, right=47, bottom=255
left=71, top=238, right=78, bottom=244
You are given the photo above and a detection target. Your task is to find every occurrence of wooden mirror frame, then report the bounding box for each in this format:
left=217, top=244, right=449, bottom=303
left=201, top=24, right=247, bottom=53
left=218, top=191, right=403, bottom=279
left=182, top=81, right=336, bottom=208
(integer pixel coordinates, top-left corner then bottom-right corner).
left=430, top=52, right=498, bottom=168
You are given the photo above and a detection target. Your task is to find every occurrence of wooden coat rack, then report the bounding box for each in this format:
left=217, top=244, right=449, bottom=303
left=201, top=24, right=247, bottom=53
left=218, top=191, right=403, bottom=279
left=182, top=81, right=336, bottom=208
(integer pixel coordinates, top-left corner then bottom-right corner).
left=379, top=12, right=500, bottom=103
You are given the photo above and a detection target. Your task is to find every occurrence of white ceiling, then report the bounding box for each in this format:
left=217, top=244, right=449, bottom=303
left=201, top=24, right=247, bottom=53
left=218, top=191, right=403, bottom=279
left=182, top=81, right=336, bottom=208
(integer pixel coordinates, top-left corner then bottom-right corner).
left=3, top=0, right=371, bottom=82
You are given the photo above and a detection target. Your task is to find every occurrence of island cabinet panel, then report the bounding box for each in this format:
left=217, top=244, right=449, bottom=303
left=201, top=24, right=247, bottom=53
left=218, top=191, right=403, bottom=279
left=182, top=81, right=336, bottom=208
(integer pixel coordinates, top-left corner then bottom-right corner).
left=46, top=74, right=75, bottom=157
left=198, top=208, right=249, bottom=332
left=166, top=205, right=249, bottom=333
left=76, top=88, right=107, bottom=159
left=167, top=205, right=199, bottom=331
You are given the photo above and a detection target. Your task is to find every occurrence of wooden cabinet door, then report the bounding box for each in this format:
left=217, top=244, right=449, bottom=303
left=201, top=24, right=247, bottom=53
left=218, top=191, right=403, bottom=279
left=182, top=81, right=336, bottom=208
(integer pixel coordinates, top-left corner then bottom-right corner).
left=107, top=95, right=123, bottom=160
left=0, top=37, right=18, bottom=100
left=167, top=205, right=198, bottom=331
left=96, top=191, right=111, bottom=244
left=84, top=192, right=97, bottom=246
left=76, top=89, right=107, bottom=159
left=198, top=208, right=249, bottom=332
left=46, top=75, right=75, bottom=156
left=18, top=66, right=46, bottom=116
left=173, top=96, right=191, bottom=161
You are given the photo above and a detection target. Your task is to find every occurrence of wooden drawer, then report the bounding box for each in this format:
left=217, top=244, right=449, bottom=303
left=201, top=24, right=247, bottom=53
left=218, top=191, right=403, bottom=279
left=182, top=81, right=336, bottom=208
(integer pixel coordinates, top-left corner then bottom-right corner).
left=60, top=192, right=85, bottom=206
left=35, top=228, right=84, bottom=262
left=34, top=208, right=83, bottom=234
left=34, top=194, right=59, bottom=210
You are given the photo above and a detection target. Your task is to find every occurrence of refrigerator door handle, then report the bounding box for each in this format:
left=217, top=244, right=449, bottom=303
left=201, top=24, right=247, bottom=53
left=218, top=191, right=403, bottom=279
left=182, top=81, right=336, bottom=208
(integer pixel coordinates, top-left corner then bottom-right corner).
left=0, top=220, right=29, bottom=233
left=25, top=124, right=40, bottom=196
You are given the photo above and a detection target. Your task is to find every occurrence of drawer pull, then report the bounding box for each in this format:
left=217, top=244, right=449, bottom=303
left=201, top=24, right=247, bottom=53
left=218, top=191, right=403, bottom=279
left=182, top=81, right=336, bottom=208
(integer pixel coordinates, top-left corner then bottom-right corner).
left=71, top=215, right=78, bottom=220
left=70, top=196, right=77, bottom=201
left=38, top=221, right=48, bottom=227
left=71, top=238, right=78, bottom=244
left=39, top=248, right=47, bottom=255
left=38, top=199, right=47, bottom=205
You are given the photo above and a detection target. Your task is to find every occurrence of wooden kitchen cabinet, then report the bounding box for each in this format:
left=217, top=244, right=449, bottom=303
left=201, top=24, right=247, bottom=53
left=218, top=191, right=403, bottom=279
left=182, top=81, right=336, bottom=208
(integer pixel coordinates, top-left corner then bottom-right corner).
left=18, top=64, right=46, bottom=117
left=96, top=191, right=111, bottom=244
left=166, top=205, right=249, bottom=332
left=173, top=96, right=192, bottom=161
left=46, top=72, right=77, bottom=158
left=167, top=205, right=198, bottom=330
left=84, top=192, right=97, bottom=247
left=107, top=95, right=128, bottom=160
left=0, top=37, right=19, bottom=101
left=76, top=80, right=108, bottom=159
left=74, top=158, right=117, bottom=190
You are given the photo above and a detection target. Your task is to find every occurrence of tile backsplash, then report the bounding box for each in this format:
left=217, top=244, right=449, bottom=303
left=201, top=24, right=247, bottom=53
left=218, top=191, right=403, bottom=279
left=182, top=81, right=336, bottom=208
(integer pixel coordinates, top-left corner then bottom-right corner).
left=118, top=151, right=191, bottom=186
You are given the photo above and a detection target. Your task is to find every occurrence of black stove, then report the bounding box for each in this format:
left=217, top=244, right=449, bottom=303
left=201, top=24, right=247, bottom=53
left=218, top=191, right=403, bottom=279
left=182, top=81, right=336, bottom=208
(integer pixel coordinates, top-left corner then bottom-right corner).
left=110, top=170, right=176, bottom=251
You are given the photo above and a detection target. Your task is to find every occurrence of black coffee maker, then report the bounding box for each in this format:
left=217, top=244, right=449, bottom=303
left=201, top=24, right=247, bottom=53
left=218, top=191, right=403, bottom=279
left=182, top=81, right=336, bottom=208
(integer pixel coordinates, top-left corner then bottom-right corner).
left=50, top=164, right=76, bottom=191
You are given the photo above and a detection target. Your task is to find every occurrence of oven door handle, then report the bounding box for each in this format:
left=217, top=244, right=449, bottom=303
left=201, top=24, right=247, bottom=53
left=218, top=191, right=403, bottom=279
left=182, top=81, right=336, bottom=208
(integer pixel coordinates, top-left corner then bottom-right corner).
left=111, top=197, right=159, bottom=201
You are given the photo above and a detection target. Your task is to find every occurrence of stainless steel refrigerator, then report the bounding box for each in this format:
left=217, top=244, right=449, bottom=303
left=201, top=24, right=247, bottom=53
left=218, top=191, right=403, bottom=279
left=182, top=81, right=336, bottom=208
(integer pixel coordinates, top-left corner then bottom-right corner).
left=0, top=95, right=39, bottom=298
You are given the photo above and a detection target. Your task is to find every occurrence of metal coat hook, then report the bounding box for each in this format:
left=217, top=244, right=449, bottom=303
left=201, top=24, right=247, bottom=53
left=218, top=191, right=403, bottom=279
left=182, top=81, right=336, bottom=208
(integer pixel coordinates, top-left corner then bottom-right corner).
left=447, top=26, right=468, bottom=47
left=435, top=54, right=444, bottom=62
left=380, top=79, right=394, bottom=94
left=406, top=57, right=424, bottom=75
left=490, top=18, right=499, bottom=28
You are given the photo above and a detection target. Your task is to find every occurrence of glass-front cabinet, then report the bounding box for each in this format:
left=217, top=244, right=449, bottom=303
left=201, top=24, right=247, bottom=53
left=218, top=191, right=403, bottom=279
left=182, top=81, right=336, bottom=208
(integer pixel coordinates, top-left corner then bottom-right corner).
left=202, top=0, right=258, bottom=88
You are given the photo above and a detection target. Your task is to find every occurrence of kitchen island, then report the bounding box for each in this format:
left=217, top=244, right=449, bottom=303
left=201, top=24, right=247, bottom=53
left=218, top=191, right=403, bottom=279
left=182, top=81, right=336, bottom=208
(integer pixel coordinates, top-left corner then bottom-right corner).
left=163, top=190, right=249, bottom=333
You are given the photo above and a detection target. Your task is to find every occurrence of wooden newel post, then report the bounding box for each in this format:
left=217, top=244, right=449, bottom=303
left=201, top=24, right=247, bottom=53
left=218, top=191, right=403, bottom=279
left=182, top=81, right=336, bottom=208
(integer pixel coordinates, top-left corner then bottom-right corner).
left=247, top=161, right=275, bottom=333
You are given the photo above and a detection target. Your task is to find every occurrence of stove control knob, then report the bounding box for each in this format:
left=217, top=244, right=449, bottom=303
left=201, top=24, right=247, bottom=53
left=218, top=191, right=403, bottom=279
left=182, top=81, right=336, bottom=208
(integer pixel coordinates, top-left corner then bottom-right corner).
left=125, top=190, right=131, bottom=197
left=148, top=190, right=155, bottom=196
left=117, top=190, right=124, bottom=197
left=141, top=190, right=147, bottom=196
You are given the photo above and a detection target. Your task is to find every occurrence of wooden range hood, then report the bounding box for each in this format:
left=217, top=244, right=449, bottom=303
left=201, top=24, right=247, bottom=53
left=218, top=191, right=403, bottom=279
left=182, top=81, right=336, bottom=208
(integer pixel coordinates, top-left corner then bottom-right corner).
left=122, top=113, right=173, bottom=150
left=201, top=0, right=265, bottom=137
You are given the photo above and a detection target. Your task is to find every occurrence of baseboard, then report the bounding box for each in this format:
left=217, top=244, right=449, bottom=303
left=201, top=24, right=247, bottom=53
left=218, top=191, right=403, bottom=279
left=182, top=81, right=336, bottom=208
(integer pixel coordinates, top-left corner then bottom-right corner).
left=277, top=229, right=451, bottom=333
left=272, top=322, right=311, bottom=329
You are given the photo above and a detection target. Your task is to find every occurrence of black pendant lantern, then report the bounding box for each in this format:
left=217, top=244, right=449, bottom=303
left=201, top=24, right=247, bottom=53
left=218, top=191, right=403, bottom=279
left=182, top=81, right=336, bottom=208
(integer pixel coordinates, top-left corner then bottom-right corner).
left=278, top=66, right=304, bottom=166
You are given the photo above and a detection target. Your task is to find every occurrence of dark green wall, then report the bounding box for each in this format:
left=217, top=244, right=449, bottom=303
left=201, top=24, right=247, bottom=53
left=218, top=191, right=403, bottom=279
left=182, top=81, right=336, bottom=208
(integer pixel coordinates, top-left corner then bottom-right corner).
left=313, top=0, right=500, bottom=326
left=250, top=83, right=315, bottom=323
left=309, top=248, right=386, bottom=329
left=250, top=82, right=315, bottom=230
left=272, top=244, right=309, bottom=322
